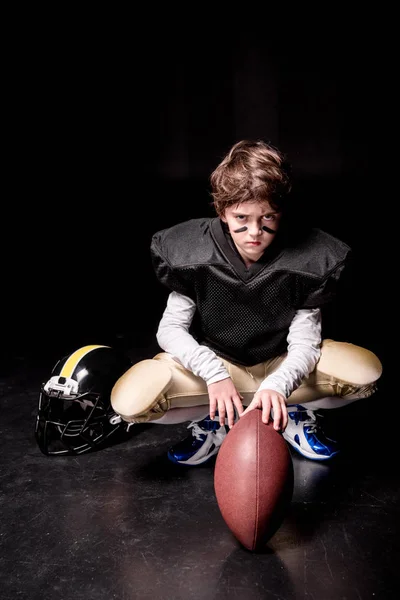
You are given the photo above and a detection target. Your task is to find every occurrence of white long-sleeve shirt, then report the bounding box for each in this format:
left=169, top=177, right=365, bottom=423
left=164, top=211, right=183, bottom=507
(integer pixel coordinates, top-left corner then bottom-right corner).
left=156, top=291, right=322, bottom=399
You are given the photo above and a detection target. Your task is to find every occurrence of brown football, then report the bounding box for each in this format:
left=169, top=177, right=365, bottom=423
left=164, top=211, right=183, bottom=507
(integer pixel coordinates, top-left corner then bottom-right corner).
left=214, top=409, right=294, bottom=551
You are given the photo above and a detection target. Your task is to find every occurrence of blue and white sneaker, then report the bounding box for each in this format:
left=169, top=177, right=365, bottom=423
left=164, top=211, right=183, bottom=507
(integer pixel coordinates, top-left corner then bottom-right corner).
left=282, top=405, right=339, bottom=460
left=167, top=415, right=228, bottom=466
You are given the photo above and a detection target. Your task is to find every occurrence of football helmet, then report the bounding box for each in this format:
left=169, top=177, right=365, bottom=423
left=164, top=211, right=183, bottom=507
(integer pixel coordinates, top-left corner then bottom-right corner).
left=35, top=344, right=132, bottom=456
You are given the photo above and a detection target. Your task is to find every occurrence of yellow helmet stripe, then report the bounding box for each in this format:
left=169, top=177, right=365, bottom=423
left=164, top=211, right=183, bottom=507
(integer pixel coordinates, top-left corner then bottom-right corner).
left=60, top=345, right=110, bottom=378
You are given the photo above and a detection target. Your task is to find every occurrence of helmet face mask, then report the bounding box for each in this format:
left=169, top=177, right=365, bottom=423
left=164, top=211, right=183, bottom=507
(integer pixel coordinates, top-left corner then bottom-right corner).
left=35, top=345, right=131, bottom=456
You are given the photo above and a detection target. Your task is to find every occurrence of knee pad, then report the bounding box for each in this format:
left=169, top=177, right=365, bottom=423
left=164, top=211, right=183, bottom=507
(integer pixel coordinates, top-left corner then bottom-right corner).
left=319, top=341, right=383, bottom=385
left=111, top=359, right=172, bottom=422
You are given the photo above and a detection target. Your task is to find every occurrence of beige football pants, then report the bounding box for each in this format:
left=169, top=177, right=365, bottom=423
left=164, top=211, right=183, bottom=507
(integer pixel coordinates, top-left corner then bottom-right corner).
left=110, top=339, right=383, bottom=424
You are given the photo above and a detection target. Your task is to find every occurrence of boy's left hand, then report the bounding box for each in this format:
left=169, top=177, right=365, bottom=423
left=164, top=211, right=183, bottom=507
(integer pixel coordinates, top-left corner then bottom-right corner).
left=241, top=389, right=288, bottom=432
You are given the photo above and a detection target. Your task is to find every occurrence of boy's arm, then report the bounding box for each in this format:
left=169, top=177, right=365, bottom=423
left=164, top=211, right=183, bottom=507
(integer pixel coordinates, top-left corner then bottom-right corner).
left=257, top=308, right=322, bottom=399
left=156, top=291, right=230, bottom=384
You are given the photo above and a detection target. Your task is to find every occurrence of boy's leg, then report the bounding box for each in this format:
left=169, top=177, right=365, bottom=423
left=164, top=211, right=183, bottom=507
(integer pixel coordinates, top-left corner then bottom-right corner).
left=110, top=352, right=211, bottom=424
left=287, top=339, right=382, bottom=407
left=160, top=356, right=267, bottom=465
left=110, top=342, right=382, bottom=463
left=110, top=352, right=225, bottom=466
left=111, top=341, right=382, bottom=423
left=110, top=351, right=266, bottom=424
left=282, top=339, right=383, bottom=460
left=110, top=352, right=264, bottom=466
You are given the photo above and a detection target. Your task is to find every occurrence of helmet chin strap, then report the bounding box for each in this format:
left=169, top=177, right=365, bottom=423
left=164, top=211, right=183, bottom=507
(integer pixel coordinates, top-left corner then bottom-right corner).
left=233, top=225, right=277, bottom=234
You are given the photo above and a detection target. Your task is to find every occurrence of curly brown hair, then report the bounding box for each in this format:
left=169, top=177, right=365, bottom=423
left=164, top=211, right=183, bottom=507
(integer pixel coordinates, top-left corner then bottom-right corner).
left=210, top=140, right=292, bottom=215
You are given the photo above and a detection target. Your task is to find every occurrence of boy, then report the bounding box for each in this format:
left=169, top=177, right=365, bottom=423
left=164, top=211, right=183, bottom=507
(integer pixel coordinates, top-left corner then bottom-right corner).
left=111, top=140, right=382, bottom=464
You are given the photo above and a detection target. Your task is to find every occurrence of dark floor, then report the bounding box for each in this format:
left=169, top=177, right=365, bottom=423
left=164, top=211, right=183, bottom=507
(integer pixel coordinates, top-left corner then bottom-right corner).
left=0, top=346, right=397, bottom=600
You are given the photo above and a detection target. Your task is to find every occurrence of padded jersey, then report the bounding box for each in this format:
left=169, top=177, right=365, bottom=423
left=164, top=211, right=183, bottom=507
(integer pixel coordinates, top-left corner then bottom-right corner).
left=151, top=217, right=350, bottom=366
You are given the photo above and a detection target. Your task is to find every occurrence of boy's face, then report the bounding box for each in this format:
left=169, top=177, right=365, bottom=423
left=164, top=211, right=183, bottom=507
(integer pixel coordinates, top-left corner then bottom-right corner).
left=221, top=200, right=282, bottom=265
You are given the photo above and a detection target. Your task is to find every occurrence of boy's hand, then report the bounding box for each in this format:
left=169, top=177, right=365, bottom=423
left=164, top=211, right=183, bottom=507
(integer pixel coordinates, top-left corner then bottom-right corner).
left=207, top=378, right=244, bottom=428
left=241, top=389, right=288, bottom=432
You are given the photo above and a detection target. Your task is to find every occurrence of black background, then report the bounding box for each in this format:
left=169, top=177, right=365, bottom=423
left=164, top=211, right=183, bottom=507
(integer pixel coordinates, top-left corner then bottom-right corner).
left=4, top=12, right=390, bottom=376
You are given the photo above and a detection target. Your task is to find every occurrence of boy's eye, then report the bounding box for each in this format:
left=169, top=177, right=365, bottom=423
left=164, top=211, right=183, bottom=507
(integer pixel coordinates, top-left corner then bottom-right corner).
left=236, top=215, right=246, bottom=220
left=263, top=215, right=276, bottom=221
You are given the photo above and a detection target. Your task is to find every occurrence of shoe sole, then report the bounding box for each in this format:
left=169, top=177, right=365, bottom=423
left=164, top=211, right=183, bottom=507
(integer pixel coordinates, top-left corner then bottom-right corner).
left=167, top=446, right=220, bottom=466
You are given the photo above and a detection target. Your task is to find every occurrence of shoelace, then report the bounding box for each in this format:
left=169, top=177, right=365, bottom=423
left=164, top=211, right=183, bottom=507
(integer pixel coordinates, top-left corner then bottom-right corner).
left=303, top=410, right=325, bottom=434
left=187, top=421, right=207, bottom=441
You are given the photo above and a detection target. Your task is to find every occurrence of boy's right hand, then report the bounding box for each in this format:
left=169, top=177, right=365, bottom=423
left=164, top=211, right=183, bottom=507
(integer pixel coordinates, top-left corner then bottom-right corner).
left=207, top=378, right=244, bottom=429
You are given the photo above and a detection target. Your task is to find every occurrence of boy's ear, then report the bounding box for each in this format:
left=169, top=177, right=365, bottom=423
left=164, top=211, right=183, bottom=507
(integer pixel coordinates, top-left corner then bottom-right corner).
left=220, top=212, right=227, bottom=223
